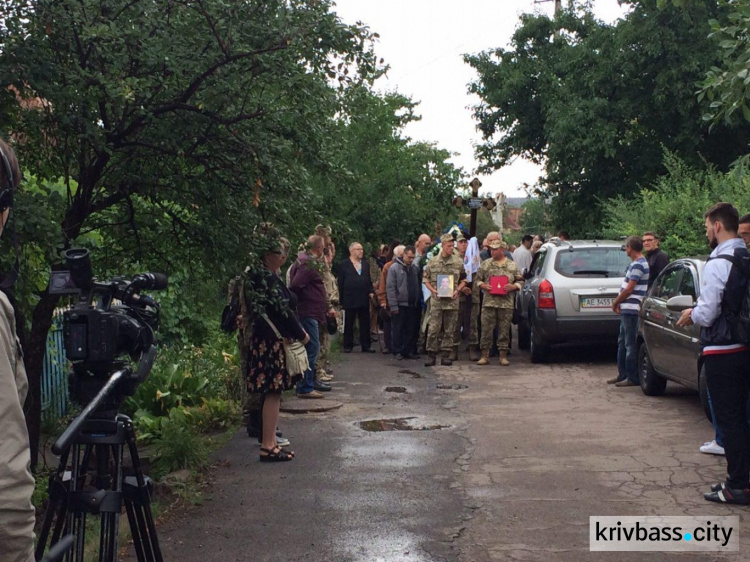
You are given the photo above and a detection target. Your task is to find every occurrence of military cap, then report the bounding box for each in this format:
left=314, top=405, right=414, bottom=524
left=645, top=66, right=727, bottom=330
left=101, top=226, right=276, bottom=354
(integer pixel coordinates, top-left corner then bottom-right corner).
left=440, top=233, right=455, bottom=244
left=456, top=233, right=467, bottom=242
left=488, top=239, right=507, bottom=250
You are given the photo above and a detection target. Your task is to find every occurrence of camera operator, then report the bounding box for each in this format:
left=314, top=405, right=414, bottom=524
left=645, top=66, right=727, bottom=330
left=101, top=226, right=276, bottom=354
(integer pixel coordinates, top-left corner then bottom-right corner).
left=0, top=138, right=35, bottom=561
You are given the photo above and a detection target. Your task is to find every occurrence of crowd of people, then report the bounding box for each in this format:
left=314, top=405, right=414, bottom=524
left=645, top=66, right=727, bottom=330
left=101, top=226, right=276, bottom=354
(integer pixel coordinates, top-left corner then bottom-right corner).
left=240, top=206, right=750, bottom=509
left=239, top=224, right=568, bottom=462
left=2, top=127, right=750, bottom=562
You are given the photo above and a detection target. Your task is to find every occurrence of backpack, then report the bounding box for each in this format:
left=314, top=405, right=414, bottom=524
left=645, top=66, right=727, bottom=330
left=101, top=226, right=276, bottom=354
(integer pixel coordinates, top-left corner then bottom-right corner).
left=221, top=276, right=242, bottom=333
left=708, top=252, right=750, bottom=344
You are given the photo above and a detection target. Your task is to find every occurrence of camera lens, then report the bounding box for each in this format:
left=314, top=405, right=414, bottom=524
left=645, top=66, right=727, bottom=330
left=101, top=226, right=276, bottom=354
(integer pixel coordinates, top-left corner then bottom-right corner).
left=64, top=248, right=93, bottom=290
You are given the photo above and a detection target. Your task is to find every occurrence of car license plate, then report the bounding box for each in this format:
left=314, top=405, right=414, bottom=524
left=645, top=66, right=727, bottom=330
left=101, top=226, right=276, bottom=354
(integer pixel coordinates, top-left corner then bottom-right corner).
left=581, top=297, right=614, bottom=308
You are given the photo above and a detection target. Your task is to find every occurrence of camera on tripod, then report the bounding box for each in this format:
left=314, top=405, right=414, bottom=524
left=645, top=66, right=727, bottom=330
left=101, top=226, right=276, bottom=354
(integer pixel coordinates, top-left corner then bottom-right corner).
left=37, top=248, right=169, bottom=562
left=50, top=248, right=168, bottom=404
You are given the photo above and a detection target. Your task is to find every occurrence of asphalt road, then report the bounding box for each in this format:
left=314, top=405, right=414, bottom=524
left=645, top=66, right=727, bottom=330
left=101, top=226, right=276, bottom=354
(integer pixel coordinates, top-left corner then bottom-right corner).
left=151, top=335, right=747, bottom=561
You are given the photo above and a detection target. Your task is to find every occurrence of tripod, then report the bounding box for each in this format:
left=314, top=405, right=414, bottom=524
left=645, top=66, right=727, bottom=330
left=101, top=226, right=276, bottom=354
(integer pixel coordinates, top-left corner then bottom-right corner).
left=36, top=366, right=163, bottom=562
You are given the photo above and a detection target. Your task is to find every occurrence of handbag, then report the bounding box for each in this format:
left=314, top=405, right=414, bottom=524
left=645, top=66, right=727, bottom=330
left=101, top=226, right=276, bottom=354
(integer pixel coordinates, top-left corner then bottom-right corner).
left=326, top=315, right=338, bottom=335
left=262, top=314, right=310, bottom=376
left=220, top=276, right=242, bottom=333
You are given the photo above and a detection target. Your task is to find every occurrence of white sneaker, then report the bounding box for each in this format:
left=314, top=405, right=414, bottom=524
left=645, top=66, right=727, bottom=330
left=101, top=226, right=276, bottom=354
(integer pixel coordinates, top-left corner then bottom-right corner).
left=699, top=440, right=725, bottom=456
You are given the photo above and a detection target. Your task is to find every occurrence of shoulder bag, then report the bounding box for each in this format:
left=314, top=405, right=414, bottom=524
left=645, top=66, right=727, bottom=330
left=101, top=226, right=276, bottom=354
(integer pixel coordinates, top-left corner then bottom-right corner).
left=262, top=314, right=310, bottom=376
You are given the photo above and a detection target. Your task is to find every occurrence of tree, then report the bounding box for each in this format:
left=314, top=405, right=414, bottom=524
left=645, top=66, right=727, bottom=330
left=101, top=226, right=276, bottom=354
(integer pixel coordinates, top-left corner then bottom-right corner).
left=465, top=0, right=750, bottom=233
left=520, top=197, right=553, bottom=236
left=0, top=0, right=379, bottom=466
left=697, top=1, right=750, bottom=126
left=312, top=86, right=462, bottom=251
left=601, top=152, right=750, bottom=257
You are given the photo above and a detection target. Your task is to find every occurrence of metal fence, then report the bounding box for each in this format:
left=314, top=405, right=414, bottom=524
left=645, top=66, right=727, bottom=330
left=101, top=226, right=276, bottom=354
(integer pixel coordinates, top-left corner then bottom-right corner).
left=41, top=310, right=68, bottom=418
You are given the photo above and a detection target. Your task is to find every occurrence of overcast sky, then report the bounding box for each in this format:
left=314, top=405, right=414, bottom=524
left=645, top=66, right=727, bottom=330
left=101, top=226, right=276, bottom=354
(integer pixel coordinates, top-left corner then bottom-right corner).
left=332, top=0, right=630, bottom=198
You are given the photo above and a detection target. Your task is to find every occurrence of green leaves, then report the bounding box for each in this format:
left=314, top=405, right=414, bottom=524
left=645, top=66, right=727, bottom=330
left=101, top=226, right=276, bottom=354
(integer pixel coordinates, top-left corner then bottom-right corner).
left=698, top=1, right=750, bottom=127
left=309, top=85, right=462, bottom=250
left=601, top=152, right=750, bottom=257
left=465, top=0, right=750, bottom=234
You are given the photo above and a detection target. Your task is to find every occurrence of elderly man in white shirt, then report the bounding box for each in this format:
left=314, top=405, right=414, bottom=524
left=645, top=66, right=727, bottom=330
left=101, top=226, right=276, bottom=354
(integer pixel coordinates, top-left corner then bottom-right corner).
left=512, top=234, right=534, bottom=274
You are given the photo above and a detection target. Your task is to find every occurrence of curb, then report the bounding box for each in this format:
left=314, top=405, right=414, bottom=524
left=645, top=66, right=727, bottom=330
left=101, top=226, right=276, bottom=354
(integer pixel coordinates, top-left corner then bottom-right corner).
left=280, top=398, right=344, bottom=414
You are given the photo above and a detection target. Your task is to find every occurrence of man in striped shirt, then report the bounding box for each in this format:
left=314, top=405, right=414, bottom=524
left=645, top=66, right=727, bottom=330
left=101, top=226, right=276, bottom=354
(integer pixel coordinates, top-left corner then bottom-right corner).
left=609, top=236, right=649, bottom=388
left=677, top=202, right=750, bottom=504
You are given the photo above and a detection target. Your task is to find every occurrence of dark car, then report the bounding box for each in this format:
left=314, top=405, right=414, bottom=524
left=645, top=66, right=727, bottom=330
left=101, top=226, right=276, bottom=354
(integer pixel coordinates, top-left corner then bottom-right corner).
left=515, top=240, right=631, bottom=362
left=637, top=258, right=710, bottom=418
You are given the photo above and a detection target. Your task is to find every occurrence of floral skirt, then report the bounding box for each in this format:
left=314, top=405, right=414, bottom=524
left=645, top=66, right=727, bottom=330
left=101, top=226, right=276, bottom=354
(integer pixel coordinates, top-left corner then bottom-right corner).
left=246, top=333, right=301, bottom=394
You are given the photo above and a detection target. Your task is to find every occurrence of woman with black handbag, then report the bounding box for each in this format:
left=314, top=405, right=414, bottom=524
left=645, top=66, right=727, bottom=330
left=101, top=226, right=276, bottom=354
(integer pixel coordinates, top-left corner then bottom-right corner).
left=246, top=233, right=309, bottom=462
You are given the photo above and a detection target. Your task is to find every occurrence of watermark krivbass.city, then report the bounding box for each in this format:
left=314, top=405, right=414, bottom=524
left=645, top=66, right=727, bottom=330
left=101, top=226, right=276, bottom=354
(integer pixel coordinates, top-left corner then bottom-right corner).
left=590, top=516, right=739, bottom=552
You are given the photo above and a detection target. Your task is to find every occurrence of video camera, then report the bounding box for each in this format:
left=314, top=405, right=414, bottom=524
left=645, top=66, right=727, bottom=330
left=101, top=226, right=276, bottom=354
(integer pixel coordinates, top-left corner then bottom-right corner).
left=49, top=248, right=168, bottom=408
left=39, top=250, right=170, bottom=559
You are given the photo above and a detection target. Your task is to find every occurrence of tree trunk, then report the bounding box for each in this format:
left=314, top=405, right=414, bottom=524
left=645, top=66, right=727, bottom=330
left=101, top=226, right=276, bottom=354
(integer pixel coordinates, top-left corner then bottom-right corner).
left=25, top=289, right=60, bottom=469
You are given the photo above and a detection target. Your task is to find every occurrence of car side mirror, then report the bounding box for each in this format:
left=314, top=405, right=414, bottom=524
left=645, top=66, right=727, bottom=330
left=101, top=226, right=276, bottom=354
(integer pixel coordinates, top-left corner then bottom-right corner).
left=666, top=295, right=694, bottom=312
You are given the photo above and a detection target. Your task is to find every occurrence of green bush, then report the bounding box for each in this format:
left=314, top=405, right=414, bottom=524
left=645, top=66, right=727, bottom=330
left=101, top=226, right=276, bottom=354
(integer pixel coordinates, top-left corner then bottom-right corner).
left=125, top=329, right=243, bottom=482
left=148, top=409, right=210, bottom=479
left=601, top=153, right=750, bottom=259
left=126, top=331, right=242, bottom=419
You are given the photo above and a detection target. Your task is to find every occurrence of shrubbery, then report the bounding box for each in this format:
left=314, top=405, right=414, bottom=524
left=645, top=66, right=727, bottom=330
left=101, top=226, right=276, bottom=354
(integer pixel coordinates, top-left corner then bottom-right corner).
left=601, top=153, right=750, bottom=259
left=124, top=331, right=243, bottom=478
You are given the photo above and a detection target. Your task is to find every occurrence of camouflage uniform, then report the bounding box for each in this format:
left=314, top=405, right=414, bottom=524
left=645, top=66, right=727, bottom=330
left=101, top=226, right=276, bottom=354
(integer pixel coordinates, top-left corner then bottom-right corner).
left=424, top=252, right=465, bottom=355
left=475, top=257, right=523, bottom=353
left=453, top=289, right=471, bottom=353
left=317, top=262, right=339, bottom=377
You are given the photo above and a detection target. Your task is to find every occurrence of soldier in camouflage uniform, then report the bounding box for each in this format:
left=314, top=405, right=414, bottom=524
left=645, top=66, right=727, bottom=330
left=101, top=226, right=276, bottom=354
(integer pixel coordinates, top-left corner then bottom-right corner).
left=475, top=239, right=523, bottom=366
left=316, top=244, right=338, bottom=383
left=451, top=234, right=471, bottom=361
left=423, top=233, right=467, bottom=366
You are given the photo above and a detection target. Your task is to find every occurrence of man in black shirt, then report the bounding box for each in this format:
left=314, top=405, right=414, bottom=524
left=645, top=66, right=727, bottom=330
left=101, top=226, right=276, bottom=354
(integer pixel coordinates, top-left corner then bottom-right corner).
left=642, top=231, right=669, bottom=288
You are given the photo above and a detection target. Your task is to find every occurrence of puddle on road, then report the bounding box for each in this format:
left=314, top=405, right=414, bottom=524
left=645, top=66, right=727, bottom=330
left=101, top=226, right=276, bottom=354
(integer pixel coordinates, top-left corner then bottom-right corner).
left=358, top=417, right=450, bottom=432
left=398, top=369, right=423, bottom=379
left=436, top=384, right=468, bottom=390
left=385, top=386, right=407, bottom=393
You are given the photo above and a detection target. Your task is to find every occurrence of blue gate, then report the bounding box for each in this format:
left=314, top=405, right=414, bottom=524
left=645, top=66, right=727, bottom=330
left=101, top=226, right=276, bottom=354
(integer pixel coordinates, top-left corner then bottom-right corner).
left=41, top=311, right=68, bottom=418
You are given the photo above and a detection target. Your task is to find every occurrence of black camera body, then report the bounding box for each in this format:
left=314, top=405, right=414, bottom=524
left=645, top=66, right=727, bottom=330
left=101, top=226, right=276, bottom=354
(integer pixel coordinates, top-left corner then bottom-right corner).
left=50, top=248, right=167, bottom=405
left=64, top=306, right=149, bottom=364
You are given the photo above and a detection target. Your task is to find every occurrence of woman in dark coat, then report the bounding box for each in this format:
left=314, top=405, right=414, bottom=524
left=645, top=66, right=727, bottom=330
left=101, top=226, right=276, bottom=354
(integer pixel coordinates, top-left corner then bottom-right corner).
left=337, top=241, right=375, bottom=352
left=246, top=236, right=309, bottom=462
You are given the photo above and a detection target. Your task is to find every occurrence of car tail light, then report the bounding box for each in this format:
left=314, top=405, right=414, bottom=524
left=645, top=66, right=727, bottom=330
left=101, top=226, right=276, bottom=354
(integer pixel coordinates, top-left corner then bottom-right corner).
left=538, top=279, right=555, bottom=309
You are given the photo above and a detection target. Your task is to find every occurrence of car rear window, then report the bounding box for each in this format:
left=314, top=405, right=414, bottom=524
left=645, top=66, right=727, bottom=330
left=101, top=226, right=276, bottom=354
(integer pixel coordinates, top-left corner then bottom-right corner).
left=554, top=248, right=631, bottom=278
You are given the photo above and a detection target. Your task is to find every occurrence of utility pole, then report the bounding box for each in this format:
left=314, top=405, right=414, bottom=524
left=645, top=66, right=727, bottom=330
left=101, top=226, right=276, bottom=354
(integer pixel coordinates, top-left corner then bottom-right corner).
left=534, top=0, right=562, bottom=16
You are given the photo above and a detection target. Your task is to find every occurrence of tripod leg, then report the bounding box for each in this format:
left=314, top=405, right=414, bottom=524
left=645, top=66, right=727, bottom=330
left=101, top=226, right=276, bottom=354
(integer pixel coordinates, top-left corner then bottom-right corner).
left=124, top=499, right=147, bottom=562
left=35, top=448, right=70, bottom=561
left=36, top=443, right=91, bottom=562
left=122, top=417, right=162, bottom=562
left=94, top=442, right=125, bottom=562
left=71, top=444, right=89, bottom=562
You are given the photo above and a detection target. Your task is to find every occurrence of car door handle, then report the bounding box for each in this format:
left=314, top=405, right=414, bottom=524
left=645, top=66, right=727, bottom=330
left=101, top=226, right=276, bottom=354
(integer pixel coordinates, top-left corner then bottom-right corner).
left=666, top=314, right=676, bottom=323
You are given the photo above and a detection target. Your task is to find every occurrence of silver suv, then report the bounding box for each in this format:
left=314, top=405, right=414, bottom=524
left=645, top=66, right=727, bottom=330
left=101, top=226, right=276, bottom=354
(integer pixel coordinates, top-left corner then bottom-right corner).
left=515, top=240, right=631, bottom=362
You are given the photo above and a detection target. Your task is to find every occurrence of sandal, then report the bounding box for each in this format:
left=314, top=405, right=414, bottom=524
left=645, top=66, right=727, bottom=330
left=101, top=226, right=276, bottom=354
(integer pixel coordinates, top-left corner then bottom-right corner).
left=259, top=446, right=294, bottom=462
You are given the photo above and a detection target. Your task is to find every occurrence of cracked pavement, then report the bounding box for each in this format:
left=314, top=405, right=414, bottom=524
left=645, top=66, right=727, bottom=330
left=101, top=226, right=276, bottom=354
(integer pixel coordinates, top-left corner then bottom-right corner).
left=151, top=338, right=747, bottom=561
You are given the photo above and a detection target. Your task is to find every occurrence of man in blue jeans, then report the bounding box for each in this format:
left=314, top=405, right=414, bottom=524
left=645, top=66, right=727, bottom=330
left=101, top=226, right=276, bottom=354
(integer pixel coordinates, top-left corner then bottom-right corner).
left=608, top=235, right=649, bottom=387
left=289, top=235, right=335, bottom=398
